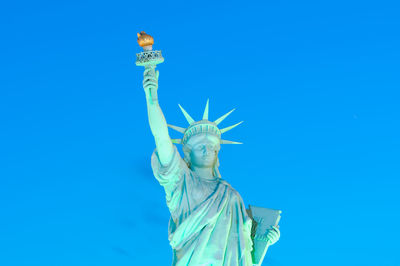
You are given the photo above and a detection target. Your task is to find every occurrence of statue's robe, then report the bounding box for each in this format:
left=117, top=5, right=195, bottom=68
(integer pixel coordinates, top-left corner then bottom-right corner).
left=151, top=146, right=253, bottom=266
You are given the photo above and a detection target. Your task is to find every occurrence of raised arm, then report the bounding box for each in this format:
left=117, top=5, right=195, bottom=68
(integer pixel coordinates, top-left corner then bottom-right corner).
left=142, top=66, right=174, bottom=165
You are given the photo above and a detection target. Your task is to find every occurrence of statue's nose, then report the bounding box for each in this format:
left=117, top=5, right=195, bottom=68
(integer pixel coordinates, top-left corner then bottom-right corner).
left=204, top=147, right=213, bottom=156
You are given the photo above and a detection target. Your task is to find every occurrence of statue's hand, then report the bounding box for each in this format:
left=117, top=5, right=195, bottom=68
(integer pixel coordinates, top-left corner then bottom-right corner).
left=143, top=67, right=159, bottom=102
left=265, top=225, right=280, bottom=245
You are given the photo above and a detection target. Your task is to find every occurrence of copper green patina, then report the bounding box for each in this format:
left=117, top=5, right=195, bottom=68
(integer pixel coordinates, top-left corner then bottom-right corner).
left=136, top=32, right=280, bottom=266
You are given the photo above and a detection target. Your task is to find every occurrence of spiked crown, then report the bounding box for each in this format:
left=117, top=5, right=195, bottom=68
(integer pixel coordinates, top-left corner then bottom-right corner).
left=168, top=99, right=243, bottom=146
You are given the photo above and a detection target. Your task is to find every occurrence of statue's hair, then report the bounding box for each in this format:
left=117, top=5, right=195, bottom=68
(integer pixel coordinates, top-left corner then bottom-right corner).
left=182, top=144, right=221, bottom=178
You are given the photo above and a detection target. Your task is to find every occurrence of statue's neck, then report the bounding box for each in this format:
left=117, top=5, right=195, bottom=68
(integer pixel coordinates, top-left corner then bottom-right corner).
left=191, top=166, right=216, bottom=180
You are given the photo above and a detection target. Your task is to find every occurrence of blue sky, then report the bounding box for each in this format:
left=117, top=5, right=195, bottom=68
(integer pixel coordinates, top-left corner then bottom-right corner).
left=1, top=0, right=399, bottom=265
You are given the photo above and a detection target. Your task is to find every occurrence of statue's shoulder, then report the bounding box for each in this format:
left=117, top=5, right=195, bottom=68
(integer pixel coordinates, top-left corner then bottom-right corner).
left=218, top=179, right=243, bottom=199
left=218, top=179, right=232, bottom=189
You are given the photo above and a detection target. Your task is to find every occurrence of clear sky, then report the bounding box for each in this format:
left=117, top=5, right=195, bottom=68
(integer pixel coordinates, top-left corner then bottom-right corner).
left=1, top=0, right=399, bottom=265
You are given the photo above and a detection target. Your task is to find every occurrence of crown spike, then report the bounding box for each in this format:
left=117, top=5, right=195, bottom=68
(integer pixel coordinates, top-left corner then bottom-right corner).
left=168, top=124, right=186, bottom=133
left=171, top=139, right=182, bottom=144
left=202, top=99, right=210, bottom=120
left=221, top=139, right=243, bottom=144
left=178, top=104, right=195, bottom=125
left=214, top=108, right=235, bottom=125
left=220, top=121, right=243, bottom=134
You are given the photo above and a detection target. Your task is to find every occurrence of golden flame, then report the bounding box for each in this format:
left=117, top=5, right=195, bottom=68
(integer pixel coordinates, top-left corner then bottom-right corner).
left=137, top=31, right=154, bottom=47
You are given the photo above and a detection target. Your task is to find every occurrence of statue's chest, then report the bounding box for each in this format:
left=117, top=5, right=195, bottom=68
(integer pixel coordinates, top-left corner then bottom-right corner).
left=189, top=179, right=218, bottom=207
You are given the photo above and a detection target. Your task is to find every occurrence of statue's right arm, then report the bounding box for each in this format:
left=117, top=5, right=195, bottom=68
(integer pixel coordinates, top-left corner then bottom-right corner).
left=143, top=67, right=174, bottom=166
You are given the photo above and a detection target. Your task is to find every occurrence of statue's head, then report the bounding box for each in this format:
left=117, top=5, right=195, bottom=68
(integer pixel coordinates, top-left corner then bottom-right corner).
left=168, top=99, right=243, bottom=177
left=183, top=133, right=220, bottom=168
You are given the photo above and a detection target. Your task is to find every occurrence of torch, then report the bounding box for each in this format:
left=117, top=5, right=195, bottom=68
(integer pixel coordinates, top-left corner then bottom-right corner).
left=135, top=31, right=164, bottom=66
left=136, top=31, right=164, bottom=104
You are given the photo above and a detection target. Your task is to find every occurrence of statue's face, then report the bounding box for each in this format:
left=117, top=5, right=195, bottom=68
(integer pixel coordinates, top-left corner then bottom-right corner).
left=187, top=134, right=220, bottom=168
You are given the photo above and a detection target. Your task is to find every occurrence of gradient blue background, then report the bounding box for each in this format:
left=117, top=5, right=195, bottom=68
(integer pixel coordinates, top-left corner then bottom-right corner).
left=1, top=1, right=399, bottom=265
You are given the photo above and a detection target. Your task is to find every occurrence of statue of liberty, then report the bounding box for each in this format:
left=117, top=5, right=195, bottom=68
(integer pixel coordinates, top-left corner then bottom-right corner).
left=136, top=32, right=281, bottom=266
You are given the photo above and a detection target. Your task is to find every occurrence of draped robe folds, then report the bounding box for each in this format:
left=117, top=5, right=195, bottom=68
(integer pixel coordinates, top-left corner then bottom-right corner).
left=151, top=146, right=253, bottom=266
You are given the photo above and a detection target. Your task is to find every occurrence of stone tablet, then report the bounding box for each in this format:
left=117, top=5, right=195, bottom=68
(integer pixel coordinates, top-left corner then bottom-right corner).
left=247, top=205, right=282, bottom=265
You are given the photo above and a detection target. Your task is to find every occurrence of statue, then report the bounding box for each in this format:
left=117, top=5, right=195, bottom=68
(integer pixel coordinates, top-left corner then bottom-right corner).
left=136, top=31, right=281, bottom=266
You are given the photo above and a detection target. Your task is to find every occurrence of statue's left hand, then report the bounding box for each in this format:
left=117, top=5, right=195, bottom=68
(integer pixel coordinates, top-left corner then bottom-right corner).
left=265, top=225, right=280, bottom=245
